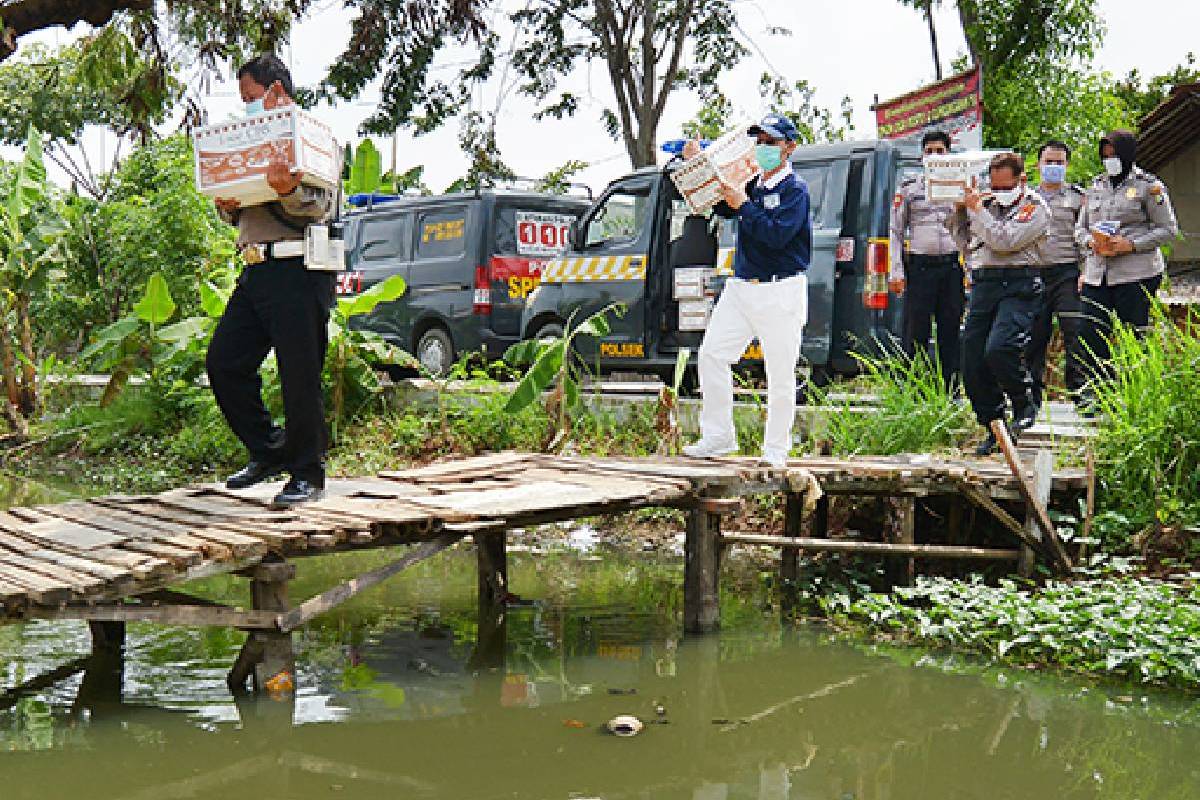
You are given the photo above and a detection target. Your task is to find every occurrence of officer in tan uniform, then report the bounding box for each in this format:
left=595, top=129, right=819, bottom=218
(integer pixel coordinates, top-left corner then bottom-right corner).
left=1074, top=129, right=1178, bottom=398
left=890, top=130, right=962, bottom=386
left=206, top=54, right=337, bottom=508
left=946, top=152, right=1050, bottom=455
left=1027, top=140, right=1086, bottom=407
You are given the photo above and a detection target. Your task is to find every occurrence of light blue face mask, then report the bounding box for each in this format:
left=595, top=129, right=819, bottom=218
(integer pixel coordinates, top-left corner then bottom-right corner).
left=1040, top=163, right=1067, bottom=184
left=245, top=98, right=265, bottom=116
left=754, top=144, right=783, bottom=172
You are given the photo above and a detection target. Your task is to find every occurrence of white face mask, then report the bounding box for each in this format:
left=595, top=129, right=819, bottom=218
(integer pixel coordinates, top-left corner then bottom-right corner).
left=1103, top=156, right=1123, bottom=176
left=245, top=98, right=265, bottom=116
left=992, top=187, right=1022, bottom=207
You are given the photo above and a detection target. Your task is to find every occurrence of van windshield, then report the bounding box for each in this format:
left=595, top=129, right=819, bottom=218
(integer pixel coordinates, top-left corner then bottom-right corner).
left=584, top=184, right=652, bottom=248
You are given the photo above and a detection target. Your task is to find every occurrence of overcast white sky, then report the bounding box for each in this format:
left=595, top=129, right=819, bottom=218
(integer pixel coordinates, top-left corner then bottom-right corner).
left=17, top=0, right=1200, bottom=192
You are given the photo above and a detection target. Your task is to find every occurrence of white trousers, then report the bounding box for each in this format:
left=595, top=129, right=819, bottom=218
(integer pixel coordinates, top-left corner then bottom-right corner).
left=697, top=275, right=807, bottom=459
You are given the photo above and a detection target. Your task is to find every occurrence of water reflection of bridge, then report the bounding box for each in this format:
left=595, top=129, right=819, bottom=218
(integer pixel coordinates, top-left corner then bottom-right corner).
left=0, top=451, right=1085, bottom=701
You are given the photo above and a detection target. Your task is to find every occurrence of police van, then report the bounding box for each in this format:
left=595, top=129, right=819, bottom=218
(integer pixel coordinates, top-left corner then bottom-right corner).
left=339, top=188, right=591, bottom=375
left=521, top=139, right=922, bottom=384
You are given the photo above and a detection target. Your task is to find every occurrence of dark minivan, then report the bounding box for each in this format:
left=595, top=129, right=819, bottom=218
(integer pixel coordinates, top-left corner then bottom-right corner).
left=340, top=189, right=590, bottom=375
left=522, top=138, right=921, bottom=383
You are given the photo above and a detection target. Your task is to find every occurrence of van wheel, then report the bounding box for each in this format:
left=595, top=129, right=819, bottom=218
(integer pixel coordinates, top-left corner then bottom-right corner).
left=416, top=327, right=455, bottom=377
left=532, top=321, right=564, bottom=342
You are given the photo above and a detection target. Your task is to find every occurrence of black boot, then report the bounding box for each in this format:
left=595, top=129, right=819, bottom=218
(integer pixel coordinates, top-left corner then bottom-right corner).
left=1012, top=401, right=1039, bottom=434
left=271, top=477, right=324, bottom=509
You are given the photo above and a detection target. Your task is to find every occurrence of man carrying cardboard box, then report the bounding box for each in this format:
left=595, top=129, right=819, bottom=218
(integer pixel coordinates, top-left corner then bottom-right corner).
left=205, top=54, right=336, bottom=508
left=681, top=114, right=812, bottom=469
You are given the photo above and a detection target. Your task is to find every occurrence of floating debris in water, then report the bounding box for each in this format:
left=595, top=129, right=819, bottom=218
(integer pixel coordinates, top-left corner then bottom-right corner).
left=607, top=687, right=637, bottom=695
left=605, top=715, right=643, bottom=737
left=562, top=719, right=588, bottom=729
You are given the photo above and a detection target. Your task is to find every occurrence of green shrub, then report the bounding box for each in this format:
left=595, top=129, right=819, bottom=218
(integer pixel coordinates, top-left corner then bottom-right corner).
left=1090, top=303, right=1200, bottom=534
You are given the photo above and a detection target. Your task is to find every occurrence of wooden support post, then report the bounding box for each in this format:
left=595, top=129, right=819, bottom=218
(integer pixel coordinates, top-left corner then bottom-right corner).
left=947, top=497, right=964, bottom=545
left=810, top=494, right=830, bottom=539
left=74, top=621, right=126, bottom=713
left=475, top=532, right=508, bottom=612
left=1019, top=450, right=1054, bottom=578
left=780, top=491, right=803, bottom=620
left=228, top=558, right=296, bottom=697
left=890, top=496, right=916, bottom=587
left=684, top=507, right=722, bottom=634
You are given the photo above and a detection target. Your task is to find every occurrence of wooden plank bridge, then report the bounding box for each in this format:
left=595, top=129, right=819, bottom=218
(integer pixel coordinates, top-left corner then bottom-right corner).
left=0, top=450, right=1086, bottom=699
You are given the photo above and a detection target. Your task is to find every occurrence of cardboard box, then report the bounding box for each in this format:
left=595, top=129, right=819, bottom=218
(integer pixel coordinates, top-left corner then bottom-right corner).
left=923, top=151, right=999, bottom=203
left=193, top=107, right=339, bottom=206
left=670, top=127, right=761, bottom=215
left=678, top=298, right=713, bottom=331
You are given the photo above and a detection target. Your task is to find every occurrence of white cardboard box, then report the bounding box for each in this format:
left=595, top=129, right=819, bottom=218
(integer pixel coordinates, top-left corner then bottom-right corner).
left=678, top=298, right=713, bottom=331
left=923, top=150, right=1000, bottom=203
left=193, top=107, right=339, bottom=206
left=670, top=127, right=761, bottom=215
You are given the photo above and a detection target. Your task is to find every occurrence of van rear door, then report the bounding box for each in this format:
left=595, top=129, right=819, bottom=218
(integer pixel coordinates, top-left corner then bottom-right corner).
left=489, top=200, right=586, bottom=339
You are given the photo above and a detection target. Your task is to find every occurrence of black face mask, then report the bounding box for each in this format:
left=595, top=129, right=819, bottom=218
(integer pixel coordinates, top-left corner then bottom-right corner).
left=1100, top=131, right=1137, bottom=186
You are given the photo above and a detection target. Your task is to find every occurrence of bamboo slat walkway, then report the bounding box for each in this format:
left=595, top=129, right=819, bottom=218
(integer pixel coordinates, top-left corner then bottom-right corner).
left=0, top=450, right=1087, bottom=697
left=0, top=451, right=1086, bottom=621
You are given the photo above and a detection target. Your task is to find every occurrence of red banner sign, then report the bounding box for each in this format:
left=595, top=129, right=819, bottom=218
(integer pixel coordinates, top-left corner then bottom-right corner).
left=875, top=67, right=983, bottom=150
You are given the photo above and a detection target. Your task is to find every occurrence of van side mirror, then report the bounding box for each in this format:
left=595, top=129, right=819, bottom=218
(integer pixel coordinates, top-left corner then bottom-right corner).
left=569, top=220, right=581, bottom=250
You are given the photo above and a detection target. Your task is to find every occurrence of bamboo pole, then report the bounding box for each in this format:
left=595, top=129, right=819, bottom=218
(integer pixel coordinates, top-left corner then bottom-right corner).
left=721, top=532, right=1021, bottom=560
left=989, top=420, right=1073, bottom=572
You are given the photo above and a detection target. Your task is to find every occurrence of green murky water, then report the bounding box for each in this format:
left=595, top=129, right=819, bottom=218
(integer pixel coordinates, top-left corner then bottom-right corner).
left=2, top=475, right=1200, bottom=799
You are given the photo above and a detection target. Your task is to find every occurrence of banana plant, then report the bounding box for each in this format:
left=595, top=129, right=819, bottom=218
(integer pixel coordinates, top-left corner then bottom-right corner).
left=82, top=272, right=212, bottom=406
left=503, top=303, right=624, bottom=451
left=325, top=273, right=419, bottom=431
left=655, top=347, right=691, bottom=455
left=0, top=125, right=67, bottom=424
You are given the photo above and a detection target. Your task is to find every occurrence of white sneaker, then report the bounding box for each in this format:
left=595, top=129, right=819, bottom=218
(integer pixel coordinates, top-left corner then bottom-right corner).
left=759, top=451, right=789, bottom=469
left=682, top=439, right=737, bottom=458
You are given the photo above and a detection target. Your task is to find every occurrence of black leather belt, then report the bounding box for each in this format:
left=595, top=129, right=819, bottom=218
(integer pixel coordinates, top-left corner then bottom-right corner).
left=740, top=272, right=802, bottom=283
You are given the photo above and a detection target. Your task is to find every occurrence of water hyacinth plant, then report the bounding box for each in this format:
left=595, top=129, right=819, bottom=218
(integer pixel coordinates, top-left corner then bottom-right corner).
left=830, top=575, right=1200, bottom=690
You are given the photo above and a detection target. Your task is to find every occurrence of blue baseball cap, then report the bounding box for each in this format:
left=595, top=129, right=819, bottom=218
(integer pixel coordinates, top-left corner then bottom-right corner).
left=748, top=113, right=799, bottom=142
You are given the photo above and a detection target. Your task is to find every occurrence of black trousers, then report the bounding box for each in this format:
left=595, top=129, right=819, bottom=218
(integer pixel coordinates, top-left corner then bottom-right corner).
left=1079, top=273, right=1162, bottom=385
left=206, top=256, right=336, bottom=485
left=902, top=253, right=964, bottom=386
left=1026, top=263, right=1084, bottom=406
left=961, top=268, right=1042, bottom=426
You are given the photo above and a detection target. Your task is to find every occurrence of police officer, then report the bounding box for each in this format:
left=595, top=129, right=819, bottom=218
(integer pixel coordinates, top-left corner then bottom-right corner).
left=1075, top=129, right=1179, bottom=397
left=206, top=54, right=336, bottom=507
left=890, top=130, right=962, bottom=386
left=946, top=152, right=1050, bottom=455
left=682, top=113, right=812, bottom=469
left=1027, top=140, right=1086, bottom=407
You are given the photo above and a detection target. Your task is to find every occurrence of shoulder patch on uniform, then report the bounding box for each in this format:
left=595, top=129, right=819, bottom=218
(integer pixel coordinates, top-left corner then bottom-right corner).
left=893, top=192, right=904, bottom=209
left=1016, top=201, right=1037, bottom=223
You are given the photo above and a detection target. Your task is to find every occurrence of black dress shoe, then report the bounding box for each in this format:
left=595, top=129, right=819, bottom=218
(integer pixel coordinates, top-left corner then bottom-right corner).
left=1012, top=402, right=1039, bottom=433
left=226, top=460, right=285, bottom=490
left=271, top=477, right=324, bottom=508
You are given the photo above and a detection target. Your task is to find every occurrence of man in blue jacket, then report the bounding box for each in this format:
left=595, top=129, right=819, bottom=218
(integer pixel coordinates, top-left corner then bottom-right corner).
left=683, top=114, right=812, bottom=468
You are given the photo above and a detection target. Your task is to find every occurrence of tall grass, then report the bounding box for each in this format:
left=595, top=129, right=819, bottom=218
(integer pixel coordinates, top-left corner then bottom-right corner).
left=808, top=350, right=973, bottom=455
left=1089, top=302, right=1200, bottom=531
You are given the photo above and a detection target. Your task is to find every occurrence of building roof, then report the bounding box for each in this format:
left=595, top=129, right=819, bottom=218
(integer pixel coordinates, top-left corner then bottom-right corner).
left=1137, top=83, right=1200, bottom=173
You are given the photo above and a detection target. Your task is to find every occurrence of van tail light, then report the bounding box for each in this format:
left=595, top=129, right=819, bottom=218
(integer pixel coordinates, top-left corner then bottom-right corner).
left=473, top=264, right=492, bottom=315
left=863, top=237, right=889, bottom=310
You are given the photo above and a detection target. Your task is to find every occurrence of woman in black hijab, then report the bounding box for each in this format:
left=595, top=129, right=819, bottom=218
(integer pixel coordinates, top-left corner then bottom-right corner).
left=1074, top=129, right=1179, bottom=401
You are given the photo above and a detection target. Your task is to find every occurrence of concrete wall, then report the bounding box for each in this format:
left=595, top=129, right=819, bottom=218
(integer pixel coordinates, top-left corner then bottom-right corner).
left=1157, top=137, right=1200, bottom=264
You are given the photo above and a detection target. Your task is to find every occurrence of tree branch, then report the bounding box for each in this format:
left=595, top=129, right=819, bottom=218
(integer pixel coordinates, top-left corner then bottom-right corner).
left=652, top=0, right=694, bottom=124
left=0, top=0, right=152, bottom=60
